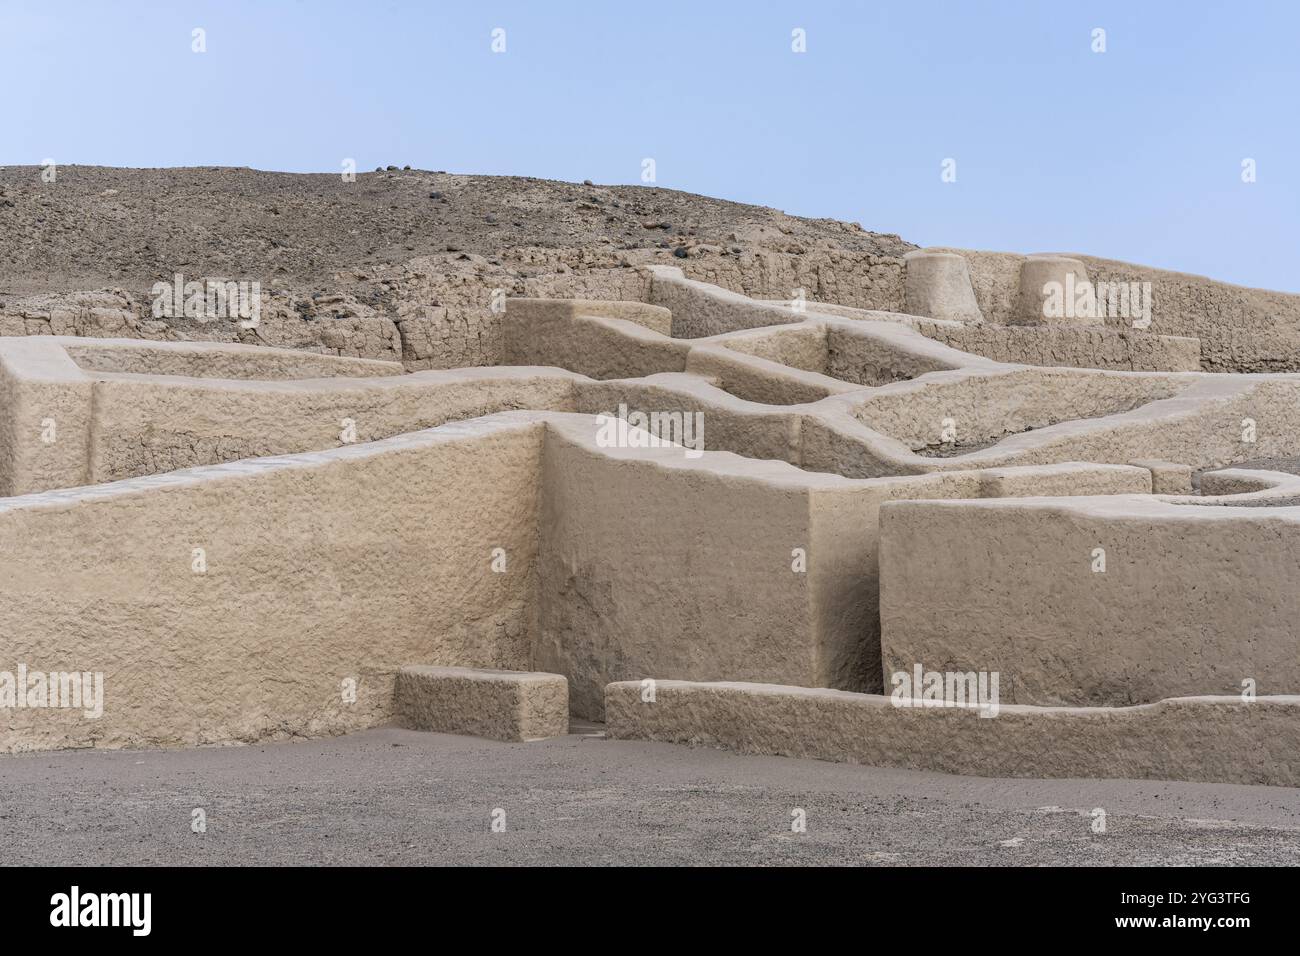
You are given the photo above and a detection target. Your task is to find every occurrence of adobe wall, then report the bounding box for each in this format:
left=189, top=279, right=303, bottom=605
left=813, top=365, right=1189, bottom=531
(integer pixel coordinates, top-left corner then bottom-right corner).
left=765, top=264, right=1202, bottom=373
left=685, top=342, right=860, bottom=405
left=534, top=416, right=876, bottom=718
left=0, top=338, right=581, bottom=494
left=715, top=324, right=829, bottom=372
left=1078, top=253, right=1300, bottom=373
left=851, top=368, right=1192, bottom=451
left=0, top=373, right=1154, bottom=752
left=572, top=372, right=806, bottom=466
left=502, top=300, right=687, bottom=379
left=6, top=239, right=1296, bottom=377
left=495, top=282, right=1300, bottom=481
left=535, top=410, right=1150, bottom=718
left=64, top=340, right=404, bottom=379
left=0, top=338, right=93, bottom=496
left=86, top=367, right=578, bottom=485
left=0, top=415, right=545, bottom=751
left=710, top=321, right=963, bottom=390
left=910, top=319, right=1201, bottom=372
left=811, top=373, right=1300, bottom=478
left=674, top=250, right=909, bottom=316
left=879, top=494, right=1300, bottom=706
left=5, top=271, right=1300, bottom=773
left=0, top=288, right=406, bottom=365
left=647, top=267, right=805, bottom=338
left=810, top=464, right=1151, bottom=694
left=604, top=680, right=1300, bottom=788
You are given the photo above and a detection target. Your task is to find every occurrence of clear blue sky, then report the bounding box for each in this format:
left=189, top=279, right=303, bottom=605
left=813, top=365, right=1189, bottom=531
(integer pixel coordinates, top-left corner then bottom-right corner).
left=3, top=0, right=1296, bottom=291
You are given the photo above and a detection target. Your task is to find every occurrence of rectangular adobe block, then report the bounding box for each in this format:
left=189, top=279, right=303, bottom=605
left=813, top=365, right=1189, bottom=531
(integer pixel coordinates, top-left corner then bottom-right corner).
left=1128, top=458, right=1194, bottom=495
left=395, top=666, right=569, bottom=741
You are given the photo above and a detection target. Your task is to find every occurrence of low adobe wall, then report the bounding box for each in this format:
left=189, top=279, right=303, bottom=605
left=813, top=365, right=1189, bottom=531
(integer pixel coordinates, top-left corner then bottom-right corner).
left=685, top=342, right=860, bottom=405
left=86, top=367, right=578, bottom=486
left=647, top=266, right=804, bottom=338
left=574, top=372, right=806, bottom=466
left=694, top=319, right=965, bottom=403
left=910, top=318, right=1200, bottom=372
left=505, top=286, right=974, bottom=407
left=502, top=300, right=687, bottom=379
left=851, top=367, right=1191, bottom=453
left=63, top=339, right=404, bottom=379
left=879, top=492, right=1300, bottom=706
left=811, top=372, right=1300, bottom=478
left=0, top=337, right=581, bottom=494
left=604, top=680, right=1300, bottom=788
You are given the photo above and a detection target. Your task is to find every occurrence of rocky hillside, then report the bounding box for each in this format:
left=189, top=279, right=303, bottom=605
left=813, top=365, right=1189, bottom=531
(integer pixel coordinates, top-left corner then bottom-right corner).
left=0, top=165, right=914, bottom=368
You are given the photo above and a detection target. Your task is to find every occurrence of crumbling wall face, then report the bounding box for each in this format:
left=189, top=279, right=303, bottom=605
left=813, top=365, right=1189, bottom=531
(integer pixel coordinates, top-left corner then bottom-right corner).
left=0, top=290, right=143, bottom=339
left=384, top=248, right=909, bottom=371
left=912, top=321, right=1201, bottom=372
left=517, top=247, right=910, bottom=317
left=243, top=297, right=402, bottom=362
left=0, top=251, right=905, bottom=372
left=387, top=250, right=653, bottom=370
left=1097, top=267, right=1300, bottom=374
left=825, top=326, right=961, bottom=384
left=388, top=265, right=509, bottom=370
left=676, top=251, right=908, bottom=314
left=394, top=303, right=504, bottom=370
left=1082, top=259, right=1300, bottom=373
left=0, top=289, right=403, bottom=363
left=935, top=248, right=1300, bottom=372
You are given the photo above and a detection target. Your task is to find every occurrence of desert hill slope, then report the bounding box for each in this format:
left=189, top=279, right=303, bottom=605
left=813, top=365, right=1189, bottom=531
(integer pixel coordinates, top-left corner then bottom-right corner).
left=0, top=165, right=912, bottom=366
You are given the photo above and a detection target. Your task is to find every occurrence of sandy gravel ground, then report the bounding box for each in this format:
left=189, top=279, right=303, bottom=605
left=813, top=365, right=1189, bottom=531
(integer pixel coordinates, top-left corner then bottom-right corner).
left=2, top=727, right=1297, bottom=866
